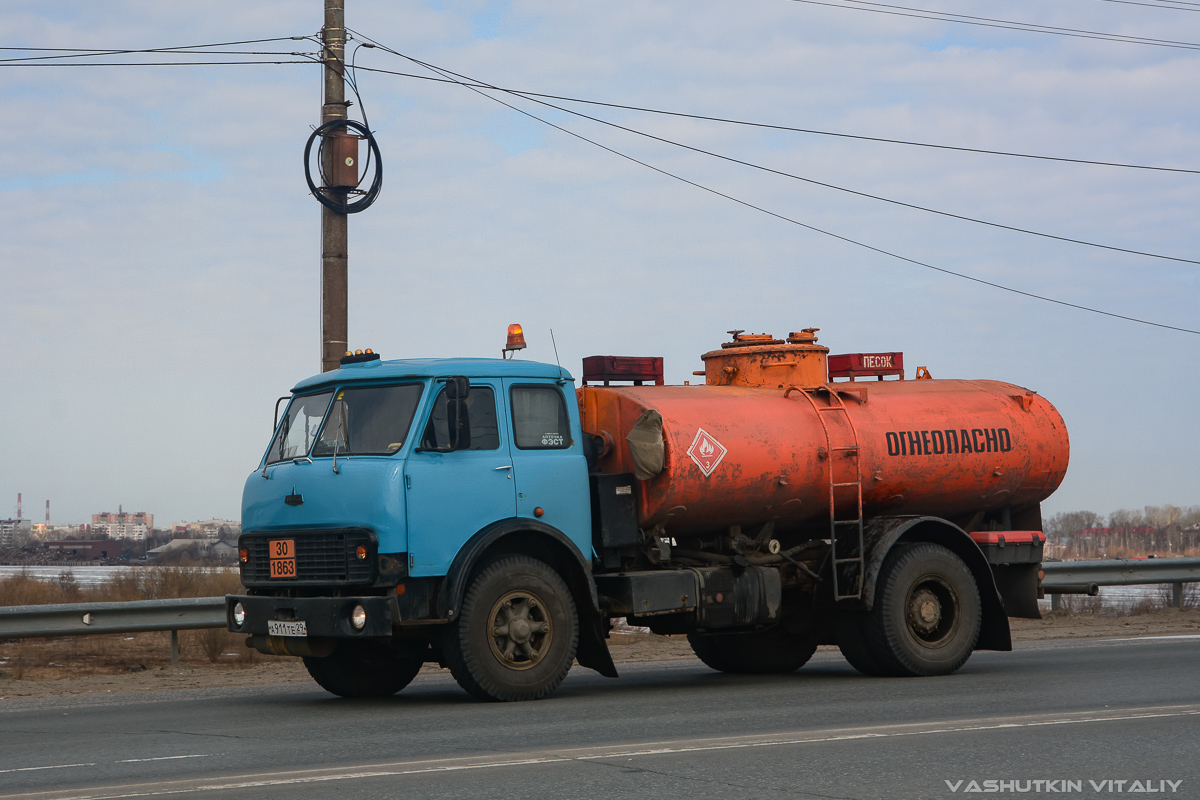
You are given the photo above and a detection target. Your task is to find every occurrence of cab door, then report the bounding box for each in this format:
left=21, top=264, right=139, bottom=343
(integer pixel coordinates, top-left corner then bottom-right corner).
left=503, top=380, right=592, bottom=555
left=404, top=380, right=516, bottom=576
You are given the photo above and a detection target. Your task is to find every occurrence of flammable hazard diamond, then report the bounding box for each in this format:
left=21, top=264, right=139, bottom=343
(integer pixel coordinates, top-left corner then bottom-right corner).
left=687, top=428, right=728, bottom=477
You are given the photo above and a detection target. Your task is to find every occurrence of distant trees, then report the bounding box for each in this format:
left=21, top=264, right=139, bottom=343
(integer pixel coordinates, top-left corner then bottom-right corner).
left=1045, top=505, right=1200, bottom=557
left=1044, top=510, right=1103, bottom=543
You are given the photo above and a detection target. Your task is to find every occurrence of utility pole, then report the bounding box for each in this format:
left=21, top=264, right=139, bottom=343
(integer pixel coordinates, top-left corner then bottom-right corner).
left=321, top=0, right=348, bottom=373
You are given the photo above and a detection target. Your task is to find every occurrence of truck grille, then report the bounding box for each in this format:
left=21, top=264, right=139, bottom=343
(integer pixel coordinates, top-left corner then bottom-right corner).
left=241, top=528, right=376, bottom=586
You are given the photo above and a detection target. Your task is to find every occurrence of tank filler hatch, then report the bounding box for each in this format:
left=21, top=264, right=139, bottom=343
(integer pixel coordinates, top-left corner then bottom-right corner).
left=700, top=328, right=829, bottom=389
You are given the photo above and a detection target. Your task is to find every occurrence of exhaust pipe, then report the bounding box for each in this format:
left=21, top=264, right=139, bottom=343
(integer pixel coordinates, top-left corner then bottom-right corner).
left=1042, top=583, right=1100, bottom=596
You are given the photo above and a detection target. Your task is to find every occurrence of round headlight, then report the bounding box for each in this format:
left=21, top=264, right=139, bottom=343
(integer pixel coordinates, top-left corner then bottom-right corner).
left=350, top=604, right=367, bottom=631
left=232, top=602, right=246, bottom=628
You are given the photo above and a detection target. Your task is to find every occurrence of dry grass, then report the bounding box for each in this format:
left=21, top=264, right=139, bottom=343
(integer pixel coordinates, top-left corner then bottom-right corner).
left=0, top=563, right=243, bottom=608
left=0, top=565, right=275, bottom=681
left=1052, top=581, right=1198, bottom=616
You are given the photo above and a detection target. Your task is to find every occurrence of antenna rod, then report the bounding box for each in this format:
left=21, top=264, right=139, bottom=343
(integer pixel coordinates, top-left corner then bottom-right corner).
left=550, top=329, right=564, bottom=381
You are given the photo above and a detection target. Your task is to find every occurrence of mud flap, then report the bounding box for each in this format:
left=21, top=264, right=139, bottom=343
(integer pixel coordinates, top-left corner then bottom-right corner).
left=992, top=563, right=1042, bottom=620
left=576, top=608, right=619, bottom=678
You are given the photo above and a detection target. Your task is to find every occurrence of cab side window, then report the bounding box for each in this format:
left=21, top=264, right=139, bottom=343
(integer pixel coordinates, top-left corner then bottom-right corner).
left=420, top=386, right=500, bottom=451
left=511, top=386, right=572, bottom=450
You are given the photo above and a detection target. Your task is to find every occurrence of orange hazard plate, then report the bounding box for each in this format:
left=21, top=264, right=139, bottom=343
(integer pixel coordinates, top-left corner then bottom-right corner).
left=269, top=539, right=296, bottom=578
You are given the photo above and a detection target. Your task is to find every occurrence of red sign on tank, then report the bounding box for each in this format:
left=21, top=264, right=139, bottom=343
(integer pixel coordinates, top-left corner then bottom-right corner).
left=687, top=428, right=728, bottom=477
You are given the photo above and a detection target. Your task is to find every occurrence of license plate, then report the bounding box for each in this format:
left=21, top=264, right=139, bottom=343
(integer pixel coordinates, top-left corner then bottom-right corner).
left=269, top=539, right=296, bottom=578
left=267, top=620, right=307, bottom=637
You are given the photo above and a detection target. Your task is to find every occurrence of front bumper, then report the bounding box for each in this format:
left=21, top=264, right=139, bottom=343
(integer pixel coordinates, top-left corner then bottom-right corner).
left=226, top=594, right=395, bottom=638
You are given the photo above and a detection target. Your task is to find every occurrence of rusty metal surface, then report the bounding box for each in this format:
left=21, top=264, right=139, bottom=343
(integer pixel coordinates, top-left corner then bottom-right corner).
left=328, top=132, right=359, bottom=188
left=700, top=329, right=829, bottom=388
left=579, top=377, right=1069, bottom=535
left=828, top=351, right=904, bottom=381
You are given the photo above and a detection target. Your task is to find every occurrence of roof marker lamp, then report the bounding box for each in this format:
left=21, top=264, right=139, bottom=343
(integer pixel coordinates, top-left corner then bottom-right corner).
left=503, top=324, right=527, bottom=359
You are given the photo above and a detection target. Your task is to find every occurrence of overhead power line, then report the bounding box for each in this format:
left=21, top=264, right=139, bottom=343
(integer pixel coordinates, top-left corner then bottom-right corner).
left=0, top=36, right=308, bottom=52
left=463, top=78, right=1200, bottom=266
left=0, top=35, right=320, bottom=67
left=0, top=50, right=313, bottom=64
left=0, top=60, right=315, bottom=68
left=356, top=47, right=1200, bottom=266
left=6, top=35, right=1196, bottom=175
left=347, top=63, right=1200, bottom=177
left=785, top=0, right=1200, bottom=50
left=1094, top=0, right=1200, bottom=11
left=348, top=31, right=1200, bottom=336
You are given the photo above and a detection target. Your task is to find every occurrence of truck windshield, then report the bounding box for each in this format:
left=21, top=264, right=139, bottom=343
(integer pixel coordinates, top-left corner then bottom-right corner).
left=312, top=384, right=424, bottom=457
left=266, top=391, right=333, bottom=464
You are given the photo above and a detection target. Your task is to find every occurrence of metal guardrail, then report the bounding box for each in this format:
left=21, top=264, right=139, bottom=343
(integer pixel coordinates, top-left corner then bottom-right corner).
left=0, top=597, right=226, bottom=665
left=1042, top=557, right=1200, bottom=610
left=1042, top=557, right=1200, bottom=587
left=2, top=557, right=1198, bottom=654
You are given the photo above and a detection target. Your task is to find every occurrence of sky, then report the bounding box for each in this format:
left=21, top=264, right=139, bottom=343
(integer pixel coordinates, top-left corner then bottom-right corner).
left=0, top=0, right=1196, bottom=525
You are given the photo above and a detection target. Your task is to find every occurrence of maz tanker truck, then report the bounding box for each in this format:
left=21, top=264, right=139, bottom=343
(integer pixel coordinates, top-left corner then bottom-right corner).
left=226, top=327, right=1068, bottom=701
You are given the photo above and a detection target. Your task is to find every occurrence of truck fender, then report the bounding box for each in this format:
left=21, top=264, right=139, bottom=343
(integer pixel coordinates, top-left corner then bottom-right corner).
left=861, top=516, right=1012, bottom=652
left=436, top=518, right=618, bottom=678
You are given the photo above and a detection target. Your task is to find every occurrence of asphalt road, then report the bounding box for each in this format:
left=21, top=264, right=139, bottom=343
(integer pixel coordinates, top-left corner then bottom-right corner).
left=1, top=636, right=1198, bottom=800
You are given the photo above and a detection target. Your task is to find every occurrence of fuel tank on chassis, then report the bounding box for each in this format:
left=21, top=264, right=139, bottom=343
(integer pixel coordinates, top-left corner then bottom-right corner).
left=577, top=378, right=1069, bottom=536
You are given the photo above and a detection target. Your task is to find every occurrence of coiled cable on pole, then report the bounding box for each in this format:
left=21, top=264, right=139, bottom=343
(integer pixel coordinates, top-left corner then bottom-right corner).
left=304, top=118, right=382, bottom=214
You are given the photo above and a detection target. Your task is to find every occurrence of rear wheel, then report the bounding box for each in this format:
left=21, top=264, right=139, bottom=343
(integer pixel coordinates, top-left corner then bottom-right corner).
left=303, top=640, right=423, bottom=698
left=836, top=542, right=981, bottom=677
left=688, top=623, right=818, bottom=674
left=442, top=555, right=578, bottom=701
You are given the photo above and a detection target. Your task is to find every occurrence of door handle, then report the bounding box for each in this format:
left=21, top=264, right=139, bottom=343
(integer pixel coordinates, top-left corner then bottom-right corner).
left=494, top=465, right=513, bottom=470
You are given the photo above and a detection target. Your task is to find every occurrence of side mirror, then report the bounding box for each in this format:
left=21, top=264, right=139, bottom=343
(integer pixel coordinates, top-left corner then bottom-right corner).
left=273, top=396, right=290, bottom=432
left=445, top=376, right=471, bottom=451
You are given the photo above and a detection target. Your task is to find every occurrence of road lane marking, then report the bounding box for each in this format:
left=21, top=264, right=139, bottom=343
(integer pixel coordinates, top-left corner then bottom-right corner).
left=4, top=703, right=1199, bottom=799
left=1106, top=634, right=1200, bottom=642
left=0, top=763, right=96, bottom=775
left=0, top=756, right=208, bottom=775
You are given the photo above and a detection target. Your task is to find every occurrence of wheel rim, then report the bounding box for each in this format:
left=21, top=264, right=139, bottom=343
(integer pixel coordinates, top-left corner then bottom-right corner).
left=905, top=576, right=960, bottom=647
left=487, top=590, right=552, bottom=671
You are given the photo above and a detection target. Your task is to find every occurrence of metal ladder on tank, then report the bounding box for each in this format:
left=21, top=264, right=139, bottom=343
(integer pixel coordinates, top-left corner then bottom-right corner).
left=790, top=385, right=866, bottom=601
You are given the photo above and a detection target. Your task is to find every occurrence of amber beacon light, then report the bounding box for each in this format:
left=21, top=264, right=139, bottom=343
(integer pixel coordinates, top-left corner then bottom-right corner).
left=503, top=324, right=527, bottom=359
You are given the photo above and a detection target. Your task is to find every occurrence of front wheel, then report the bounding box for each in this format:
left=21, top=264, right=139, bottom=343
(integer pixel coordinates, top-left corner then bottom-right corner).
left=303, top=640, right=423, bottom=698
left=442, top=555, right=578, bottom=701
left=836, top=542, right=981, bottom=677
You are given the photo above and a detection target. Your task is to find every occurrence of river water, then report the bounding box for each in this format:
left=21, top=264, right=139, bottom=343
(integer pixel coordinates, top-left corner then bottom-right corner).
left=0, top=565, right=235, bottom=588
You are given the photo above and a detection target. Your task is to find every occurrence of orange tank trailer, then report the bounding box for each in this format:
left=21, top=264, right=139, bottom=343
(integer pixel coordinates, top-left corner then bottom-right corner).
left=578, top=330, right=1068, bottom=536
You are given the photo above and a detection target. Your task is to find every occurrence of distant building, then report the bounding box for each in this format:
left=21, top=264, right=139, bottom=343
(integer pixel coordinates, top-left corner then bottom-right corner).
left=0, top=518, right=32, bottom=547
left=93, top=509, right=154, bottom=531
left=91, top=508, right=152, bottom=540
left=147, top=538, right=210, bottom=561
left=209, top=540, right=238, bottom=563
left=201, top=519, right=240, bottom=540
left=100, top=523, right=148, bottom=541
left=166, top=519, right=240, bottom=541
left=45, top=539, right=127, bottom=560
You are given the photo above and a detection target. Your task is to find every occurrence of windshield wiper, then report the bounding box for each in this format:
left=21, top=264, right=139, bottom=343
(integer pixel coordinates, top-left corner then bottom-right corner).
left=262, top=415, right=292, bottom=478
left=332, top=400, right=349, bottom=474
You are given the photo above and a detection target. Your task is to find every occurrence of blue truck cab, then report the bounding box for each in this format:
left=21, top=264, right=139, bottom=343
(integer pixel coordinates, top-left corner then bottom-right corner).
left=228, top=351, right=622, bottom=700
